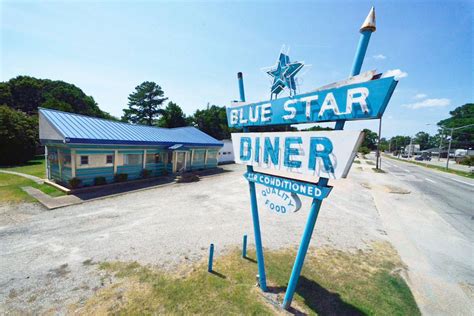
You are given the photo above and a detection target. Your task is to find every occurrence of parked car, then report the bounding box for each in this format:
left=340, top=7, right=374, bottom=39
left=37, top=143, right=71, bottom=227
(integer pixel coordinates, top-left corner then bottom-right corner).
left=415, top=156, right=431, bottom=161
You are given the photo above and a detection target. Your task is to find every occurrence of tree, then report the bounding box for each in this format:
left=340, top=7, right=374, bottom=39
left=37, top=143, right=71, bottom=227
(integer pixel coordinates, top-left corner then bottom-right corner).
left=190, top=104, right=234, bottom=140
left=413, top=131, right=430, bottom=150
left=0, top=105, right=38, bottom=165
left=379, top=137, right=389, bottom=152
left=157, top=101, right=189, bottom=128
left=388, top=135, right=412, bottom=153
left=122, top=81, right=168, bottom=126
left=361, top=128, right=378, bottom=150
left=437, top=103, right=474, bottom=149
left=0, top=76, right=111, bottom=118
left=0, top=76, right=116, bottom=165
left=300, top=125, right=333, bottom=132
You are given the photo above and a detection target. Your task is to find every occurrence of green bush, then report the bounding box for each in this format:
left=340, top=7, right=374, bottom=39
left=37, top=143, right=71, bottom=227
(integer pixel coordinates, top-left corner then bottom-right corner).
left=0, top=105, right=38, bottom=165
left=69, top=177, right=82, bottom=189
left=94, top=176, right=107, bottom=185
left=141, top=169, right=152, bottom=178
left=358, top=146, right=371, bottom=155
left=459, top=156, right=474, bottom=167
left=114, top=173, right=128, bottom=182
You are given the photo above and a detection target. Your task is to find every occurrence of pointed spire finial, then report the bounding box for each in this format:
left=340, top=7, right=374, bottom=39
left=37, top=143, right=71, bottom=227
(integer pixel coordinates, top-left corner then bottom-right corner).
left=360, top=7, right=376, bottom=32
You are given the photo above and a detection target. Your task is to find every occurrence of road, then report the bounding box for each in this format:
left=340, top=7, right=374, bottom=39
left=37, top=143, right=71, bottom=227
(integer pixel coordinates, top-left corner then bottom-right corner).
left=381, top=156, right=474, bottom=239
left=363, top=155, right=474, bottom=315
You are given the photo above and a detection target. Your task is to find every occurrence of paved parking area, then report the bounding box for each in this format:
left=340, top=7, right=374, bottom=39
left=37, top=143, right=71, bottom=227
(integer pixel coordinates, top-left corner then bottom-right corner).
left=0, top=164, right=388, bottom=313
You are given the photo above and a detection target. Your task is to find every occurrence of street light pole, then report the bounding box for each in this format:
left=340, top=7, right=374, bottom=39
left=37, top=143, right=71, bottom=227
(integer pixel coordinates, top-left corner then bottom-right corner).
left=438, top=134, right=443, bottom=161
left=434, top=123, right=474, bottom=169
left=376, top=117, right=382, bottom=169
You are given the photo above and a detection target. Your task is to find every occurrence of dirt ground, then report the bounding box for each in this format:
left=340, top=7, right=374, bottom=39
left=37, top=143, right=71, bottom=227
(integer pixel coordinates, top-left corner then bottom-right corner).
left=0, top=163, right=390, bottom=314
left=4, top=160, right=472, bottom=314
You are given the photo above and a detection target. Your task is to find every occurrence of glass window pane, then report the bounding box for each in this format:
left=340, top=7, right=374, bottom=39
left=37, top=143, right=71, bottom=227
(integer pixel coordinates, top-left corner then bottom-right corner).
left=155, top=153, right=161, bottom=163
left=146, top=154, right=154, bottom=164
left=80, top=156, right=88, bottom=165
left=124, top=154, right=142, bottom=165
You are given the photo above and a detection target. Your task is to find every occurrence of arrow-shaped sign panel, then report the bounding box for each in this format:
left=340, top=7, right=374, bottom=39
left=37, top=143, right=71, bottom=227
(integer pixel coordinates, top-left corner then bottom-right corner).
left=227, top=77, right=397, bottom=128
left=232, top=130, right=364, bottom=180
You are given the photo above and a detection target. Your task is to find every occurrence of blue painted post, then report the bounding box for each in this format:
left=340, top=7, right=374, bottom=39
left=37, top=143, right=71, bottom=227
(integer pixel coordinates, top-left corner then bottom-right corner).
left=282, top=178, right=329, bottom=309
left=238, top=72, right=268, bottom=291
left=350, top=30, right=373, bottom=77
left=242, top=234, right=248, bottom=258
left=336, top=7, right=376, bottom=131
left=208, top=243, right=214, bottom=272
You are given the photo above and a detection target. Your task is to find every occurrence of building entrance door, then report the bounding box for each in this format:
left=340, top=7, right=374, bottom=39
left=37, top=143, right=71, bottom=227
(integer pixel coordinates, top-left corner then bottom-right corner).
left=174, top=151, right=187, bottom=173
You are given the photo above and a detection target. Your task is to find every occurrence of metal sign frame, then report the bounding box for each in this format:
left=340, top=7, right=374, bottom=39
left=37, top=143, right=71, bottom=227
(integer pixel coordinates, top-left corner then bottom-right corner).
left=231, top=7, right=395, bottom=310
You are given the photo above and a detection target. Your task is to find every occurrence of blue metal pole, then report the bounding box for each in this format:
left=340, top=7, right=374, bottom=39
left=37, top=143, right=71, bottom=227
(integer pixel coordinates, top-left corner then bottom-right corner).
left=337, top=7, right=376, bottom=131
left=238, top=72, right=268, bottom=291
left=282, top=177, right=329, bottom=309
left=242, top=234, right=247, bottom=258
left=208, top=243, right=214, bottom=272
left=350, top=30, right=372, bottom=77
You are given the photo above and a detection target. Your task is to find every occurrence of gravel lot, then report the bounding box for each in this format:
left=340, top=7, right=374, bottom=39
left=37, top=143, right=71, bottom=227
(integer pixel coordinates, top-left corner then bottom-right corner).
left=0, top=164, right=387, bottom=314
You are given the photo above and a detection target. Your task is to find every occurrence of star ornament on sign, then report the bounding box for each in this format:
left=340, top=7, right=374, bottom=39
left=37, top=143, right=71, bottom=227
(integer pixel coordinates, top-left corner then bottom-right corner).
left=266, top=52, right=304, bottom=98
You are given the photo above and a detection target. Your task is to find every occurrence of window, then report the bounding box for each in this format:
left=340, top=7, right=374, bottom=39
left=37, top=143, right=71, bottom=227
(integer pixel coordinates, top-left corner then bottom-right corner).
left=106, top=155, right=113, bottom=164
left=123, top=154, right=142, bottom=165
left=207, top=150, right=218, bottom=160
left=80, top=155, right=89, bottom=165
left=63, top=154, right=71, bottom=166
left=48, top=152, right=58, bottom=163
left=193, top=150, right=205, bottom=163
left=146, top=153, right=162, bottom=164
left=167, top=152, right=172, bottom=164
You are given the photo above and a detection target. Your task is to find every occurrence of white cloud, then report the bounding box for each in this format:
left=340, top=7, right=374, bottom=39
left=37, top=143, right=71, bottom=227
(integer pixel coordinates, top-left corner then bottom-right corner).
left=414, top=93, right=427, bottom=99
left=381, top=69, right=408, bottom=80
left=373, top=54, right=386, bottom=60
left=402, top=98, right=451, bottom=109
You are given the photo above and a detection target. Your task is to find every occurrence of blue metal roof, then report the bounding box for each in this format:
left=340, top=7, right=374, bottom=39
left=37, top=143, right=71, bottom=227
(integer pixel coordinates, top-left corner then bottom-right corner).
left=39, top=108, right=223, bottom=147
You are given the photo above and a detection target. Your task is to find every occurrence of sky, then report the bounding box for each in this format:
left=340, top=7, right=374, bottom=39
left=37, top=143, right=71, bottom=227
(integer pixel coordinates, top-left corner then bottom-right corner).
left=1, top=0, right=472, bottom=137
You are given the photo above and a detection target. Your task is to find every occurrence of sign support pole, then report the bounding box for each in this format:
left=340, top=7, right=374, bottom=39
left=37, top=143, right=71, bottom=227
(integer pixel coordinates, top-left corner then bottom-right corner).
left=238, top=72, right=268, bottom=292
left=282, top=178, right=328, bottom=309
left=335, top=7, right=376, bottom=131
left=282, top=7, right=376, bottom=309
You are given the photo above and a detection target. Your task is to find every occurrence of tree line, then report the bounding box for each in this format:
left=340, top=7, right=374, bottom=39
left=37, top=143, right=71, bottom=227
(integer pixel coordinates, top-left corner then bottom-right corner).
left=358, top=103, right=473, bottom=155
left=1, top=75, right=472, bottom=165
left=0, top=77, right=235, bottom=165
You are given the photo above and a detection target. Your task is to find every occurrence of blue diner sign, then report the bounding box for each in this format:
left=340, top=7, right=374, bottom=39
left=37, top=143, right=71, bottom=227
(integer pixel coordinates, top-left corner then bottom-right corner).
left=227, top=76, right=397, bottom=128
left=245, top=171, right=332, bottom=200
left=230, top=7, right=399, bottom=310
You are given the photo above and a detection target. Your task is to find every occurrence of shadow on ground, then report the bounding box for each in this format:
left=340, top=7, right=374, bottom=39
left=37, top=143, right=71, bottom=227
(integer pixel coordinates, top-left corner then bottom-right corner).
left=246, top=252, right=364, bottom=316
left=72, top=177, right=176, bottom=200
left=267, top=279, right=363, bottom=316
left=71, top=167, right=231, bottom=201
left=296, top=276, right=364, bottom=315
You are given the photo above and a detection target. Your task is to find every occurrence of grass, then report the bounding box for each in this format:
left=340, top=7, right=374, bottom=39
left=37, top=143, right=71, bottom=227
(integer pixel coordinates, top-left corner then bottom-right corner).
left=0, top=156, right=46, bottom=178
left=73, top=242, right=420, bottom=315
left=0, top=174, right=64, bottom=204
left=372, top=168, right=386, bottom=173
left=384, top=155, right=474, bottom=179
left=0, top=156, right=65, bottom=203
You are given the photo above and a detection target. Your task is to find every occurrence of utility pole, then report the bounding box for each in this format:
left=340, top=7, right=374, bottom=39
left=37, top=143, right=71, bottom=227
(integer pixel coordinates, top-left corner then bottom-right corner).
left=438, top=133, right=443, bottom=161
left=408, top=137, right=413, bottom=158
left=437, top=123, right=474, bottom=170
left=376, top=117, right=382, bottom=169
left=446, top=128, right=453, bottom=169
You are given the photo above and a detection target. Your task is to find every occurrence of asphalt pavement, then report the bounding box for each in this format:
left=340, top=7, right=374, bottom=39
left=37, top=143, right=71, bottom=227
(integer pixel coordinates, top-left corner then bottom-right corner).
left=381, top=156, right=474, bottom=239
